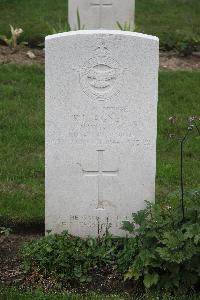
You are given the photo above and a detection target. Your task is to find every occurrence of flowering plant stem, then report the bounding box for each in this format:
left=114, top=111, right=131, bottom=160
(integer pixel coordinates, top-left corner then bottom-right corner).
left=180, top=119, right=200, bottom=222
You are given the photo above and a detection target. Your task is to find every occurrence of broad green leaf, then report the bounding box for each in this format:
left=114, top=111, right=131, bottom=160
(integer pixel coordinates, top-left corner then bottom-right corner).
left=143, top=273, right=159, bottom=288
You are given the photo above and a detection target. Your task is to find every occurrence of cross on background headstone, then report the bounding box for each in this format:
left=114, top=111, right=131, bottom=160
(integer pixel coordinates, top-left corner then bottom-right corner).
left=68, top=0, right=135, bottom=30
left=82, top=150, right=119, bottom=210
left=90, top=0, right=113, bottom=28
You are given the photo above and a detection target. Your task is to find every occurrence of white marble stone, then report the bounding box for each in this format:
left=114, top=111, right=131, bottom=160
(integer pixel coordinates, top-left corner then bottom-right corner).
left=45, top=30, right=159, bottom=237
left=68, top=0, right=135, bottom=30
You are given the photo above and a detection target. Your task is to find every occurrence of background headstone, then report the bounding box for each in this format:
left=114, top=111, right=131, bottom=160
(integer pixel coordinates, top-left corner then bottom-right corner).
left=45, top=30, right=159, bottom=237
left=68, top=0, right=135, bottom=30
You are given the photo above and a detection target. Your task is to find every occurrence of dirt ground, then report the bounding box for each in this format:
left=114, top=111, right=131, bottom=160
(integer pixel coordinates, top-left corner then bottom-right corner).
left=0, top=45, right=44, bottom=65
left=160, top=52, right=200, bottom=70
left=0, top=234, right=41, bottom=286
left=0, top=234, right=141, bottom=295
left=0, top=45, right=200, bottom=70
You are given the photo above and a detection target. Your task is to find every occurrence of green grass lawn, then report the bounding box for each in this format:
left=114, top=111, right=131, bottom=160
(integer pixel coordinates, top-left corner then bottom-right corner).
left=0, top=0, right=199, bottom=45
left=0, top=288, right=200, bottom=300
left=136, top=0, right=200, bottom=42
left=0, top=65, right=44, bottom=222
left=0, top=290, right=125, bottom=300
left=0, top=65, right=200, bottom=222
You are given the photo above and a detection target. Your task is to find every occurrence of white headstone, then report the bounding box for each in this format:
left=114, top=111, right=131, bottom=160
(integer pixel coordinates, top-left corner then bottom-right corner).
left=45, top=30, right=159, bottom=237
left=68, top=0, right=135, bottom=30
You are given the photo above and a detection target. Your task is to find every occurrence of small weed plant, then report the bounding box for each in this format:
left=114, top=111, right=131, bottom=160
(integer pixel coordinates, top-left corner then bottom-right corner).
left=0, top=226, right=12, bottom=237
left=0, top=226, right=12, bottom=243
left=47, top=10, right=85, bottom=34
left=116, top=21, right=141, bottom=32
left=47, top=20, right=70, bottom=35
left=0, top=24, right=23, bottom=50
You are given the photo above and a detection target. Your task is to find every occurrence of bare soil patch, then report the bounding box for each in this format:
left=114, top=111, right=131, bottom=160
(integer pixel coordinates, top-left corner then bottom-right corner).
left=160, top=52, right=200, bottom=70
left=0, top=45, right=200, bottom=70
left=0, top=45, right=44, bottom=65
left=0, top=234, right=41, bottom=286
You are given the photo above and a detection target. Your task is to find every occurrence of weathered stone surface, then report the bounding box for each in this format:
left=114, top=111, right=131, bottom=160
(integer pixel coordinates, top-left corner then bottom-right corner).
left=68, top=0, right=135, bottom=30
left=45, top=30, right=159, bottom=237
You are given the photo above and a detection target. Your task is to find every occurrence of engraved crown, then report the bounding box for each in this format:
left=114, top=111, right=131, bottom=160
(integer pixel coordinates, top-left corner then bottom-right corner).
left=95, top=42, right=109, bottom=57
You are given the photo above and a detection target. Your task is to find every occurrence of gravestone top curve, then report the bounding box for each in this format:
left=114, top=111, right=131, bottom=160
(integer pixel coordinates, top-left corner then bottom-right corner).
left=46, top=30, right=159, bottom=42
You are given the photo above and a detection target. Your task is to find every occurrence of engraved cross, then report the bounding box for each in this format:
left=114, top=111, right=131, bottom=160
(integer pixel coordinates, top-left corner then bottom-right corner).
left=82, top=150, right=119, bottom=210
left=90, top=0, right=113, bottom=28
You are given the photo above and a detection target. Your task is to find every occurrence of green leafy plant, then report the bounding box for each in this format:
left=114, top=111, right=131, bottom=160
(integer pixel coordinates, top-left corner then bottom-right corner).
left=119, top=118, right=200, bottom=291
left=119, top=197, right=200, bottom=290
left=21, top=232, right=121, bottom=284
left=0, top=24, right=23, bottom=49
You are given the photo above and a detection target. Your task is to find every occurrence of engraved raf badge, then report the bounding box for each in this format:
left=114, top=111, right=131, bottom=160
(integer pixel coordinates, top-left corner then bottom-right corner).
left=79, top=41, right=123, bottom=101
